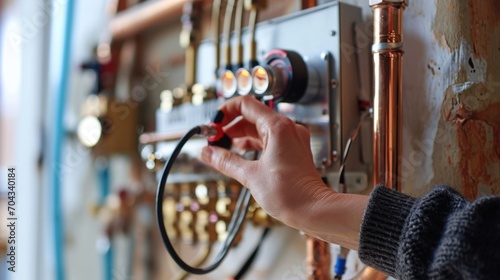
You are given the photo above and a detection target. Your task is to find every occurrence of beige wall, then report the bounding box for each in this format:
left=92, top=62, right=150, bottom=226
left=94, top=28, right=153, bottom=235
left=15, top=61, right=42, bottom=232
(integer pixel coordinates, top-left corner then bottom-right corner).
left=399, top=1, right=500, bottom=198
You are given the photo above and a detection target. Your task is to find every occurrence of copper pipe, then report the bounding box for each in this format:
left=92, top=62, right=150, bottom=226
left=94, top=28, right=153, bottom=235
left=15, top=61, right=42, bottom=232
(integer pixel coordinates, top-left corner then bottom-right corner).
left=371, top=0, right=407, bottom=191
left=139, top=131, right=187, bottom=144
left=301, top=0, right=316, bottom=9
left=248, top=9, right=259, bottom=64
left=212, top=0, right=223, bottom=77
left=306, top=237, right=331, bottom=280
left=223, top=0, right=237, bottom=68
left=234, top=0, right=244, bottom=66
left=110, top=0, right=194, bottom=41
left=185, top=46, right=197, bottom=89
left=246, top=0, right=266, bottom=66
left=181, top=1, right=203, bottom=89
left=358, top=3, right=406, bottom=277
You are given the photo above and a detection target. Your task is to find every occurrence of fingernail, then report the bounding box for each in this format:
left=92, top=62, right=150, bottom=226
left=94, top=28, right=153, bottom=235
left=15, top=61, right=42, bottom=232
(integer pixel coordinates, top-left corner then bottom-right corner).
left=201, top=146, right=213, bottom=163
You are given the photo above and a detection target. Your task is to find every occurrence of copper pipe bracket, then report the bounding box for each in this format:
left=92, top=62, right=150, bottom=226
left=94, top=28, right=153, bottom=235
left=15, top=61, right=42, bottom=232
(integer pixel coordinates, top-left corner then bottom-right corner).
left=372, top=42, right=405, bottom=52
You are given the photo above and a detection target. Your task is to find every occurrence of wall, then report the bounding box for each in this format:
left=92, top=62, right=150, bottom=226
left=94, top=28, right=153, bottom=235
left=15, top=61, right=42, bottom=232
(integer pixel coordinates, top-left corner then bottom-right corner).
left=331, top=0, right=500, bottom=199
left=401, top=0, right=500, bottom=198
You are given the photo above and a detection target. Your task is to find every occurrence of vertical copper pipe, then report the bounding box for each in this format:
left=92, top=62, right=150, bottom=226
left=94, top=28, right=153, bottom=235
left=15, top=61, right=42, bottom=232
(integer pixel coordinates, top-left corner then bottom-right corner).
left=212, top=0, right=223, bottom=78
left=306, top=237, right=331, bottom=280
left=354, top=2, right=407, bottom=278
left=185, top=46, right=197, bottom=88
left=181, top=1, right=203, bottom=90
left=223, top=0, right=237, bottom=68
left=234, top=0, right=244, bottom=67
left=248, top=9, right=259, bottom=65
left=301, top=0, right=317, bottom=9
left=371, top=0, right=407, bottom=191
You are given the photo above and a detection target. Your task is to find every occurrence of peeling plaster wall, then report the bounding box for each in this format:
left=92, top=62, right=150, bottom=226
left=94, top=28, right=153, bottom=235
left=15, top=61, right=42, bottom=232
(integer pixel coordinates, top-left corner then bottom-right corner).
left=401, top=0, right=500, bottom=199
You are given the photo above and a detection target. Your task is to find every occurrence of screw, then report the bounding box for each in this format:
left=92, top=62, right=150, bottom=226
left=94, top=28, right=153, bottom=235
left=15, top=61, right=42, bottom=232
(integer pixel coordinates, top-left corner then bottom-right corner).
left=332, top=151, right=339, bottom=162
left=321, top=52, right=329, bottom=60
left=330, top=79, right=337, bottom=89
left=330, top=30, right=337, bottom=36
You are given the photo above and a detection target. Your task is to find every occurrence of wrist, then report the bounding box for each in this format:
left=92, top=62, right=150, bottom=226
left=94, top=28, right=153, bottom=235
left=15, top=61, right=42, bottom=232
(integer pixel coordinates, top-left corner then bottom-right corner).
left=292, top=187, right=369, bottom=250
left=283, top=180, right=335, bottom=231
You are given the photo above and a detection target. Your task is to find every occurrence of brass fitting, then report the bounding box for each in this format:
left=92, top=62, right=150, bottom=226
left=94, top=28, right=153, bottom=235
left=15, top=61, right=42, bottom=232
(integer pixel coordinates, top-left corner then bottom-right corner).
left=244, top=0, right=267, bottom=10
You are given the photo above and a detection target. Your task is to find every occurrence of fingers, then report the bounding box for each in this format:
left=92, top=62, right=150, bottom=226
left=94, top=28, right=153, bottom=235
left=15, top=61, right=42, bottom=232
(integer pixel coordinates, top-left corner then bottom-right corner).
left=217, top=96, right=275, bottom=127
left=224, top=117, right=260, bottom=139
left=201, top=146, right=256, bottom=187
left=219, top=96, right=313, bottom=148
left=295, top=123, right=311, bottom=147
left=217, top=96, right=295, bottom=146
left=232, top=137, right=263, bottom=151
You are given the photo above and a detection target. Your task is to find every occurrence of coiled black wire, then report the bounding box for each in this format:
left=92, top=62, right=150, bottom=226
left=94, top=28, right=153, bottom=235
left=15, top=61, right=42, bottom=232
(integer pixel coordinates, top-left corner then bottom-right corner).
left=156, top=126, right=251, bottom=274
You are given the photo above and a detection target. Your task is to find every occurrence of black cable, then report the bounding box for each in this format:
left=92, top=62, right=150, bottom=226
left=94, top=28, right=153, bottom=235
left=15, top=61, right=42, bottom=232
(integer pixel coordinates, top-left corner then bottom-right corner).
left=156, top=125, right=252, bottom=275
left=338, top=110, right=371, bottom=186
left=232, top=227, right=271, bottom=280
left=333, top=110, right=371, bottom=279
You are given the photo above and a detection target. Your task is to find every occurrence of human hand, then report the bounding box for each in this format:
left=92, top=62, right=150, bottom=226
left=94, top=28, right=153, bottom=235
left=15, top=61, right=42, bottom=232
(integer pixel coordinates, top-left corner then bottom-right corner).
left=200, top=96, right=332, bottom=228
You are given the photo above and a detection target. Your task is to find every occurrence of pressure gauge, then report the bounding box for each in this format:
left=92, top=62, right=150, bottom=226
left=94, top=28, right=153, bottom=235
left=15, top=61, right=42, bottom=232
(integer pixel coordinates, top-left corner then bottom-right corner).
left=252, top=49, right=319, bottom=103
left=77, top=116, right=102, bottom=147
left=235, top=68, right=252, bottom=95
left=220, top=70, right=237, bottom=98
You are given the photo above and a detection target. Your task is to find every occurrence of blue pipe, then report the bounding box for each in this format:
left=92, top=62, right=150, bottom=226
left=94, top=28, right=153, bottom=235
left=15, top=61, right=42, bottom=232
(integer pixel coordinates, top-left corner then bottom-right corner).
left=97, top=164, right=113, bottom=280
left=98, top=164, right=110, bottom=205
left=51, top=0, right=76, bottom=279
left=105, top=243, right=113, bottom=280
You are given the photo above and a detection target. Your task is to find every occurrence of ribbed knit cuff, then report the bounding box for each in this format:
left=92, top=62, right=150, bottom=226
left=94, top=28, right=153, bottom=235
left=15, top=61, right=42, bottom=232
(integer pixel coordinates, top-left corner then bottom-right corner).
left=358, top=185, right=416, bottom=275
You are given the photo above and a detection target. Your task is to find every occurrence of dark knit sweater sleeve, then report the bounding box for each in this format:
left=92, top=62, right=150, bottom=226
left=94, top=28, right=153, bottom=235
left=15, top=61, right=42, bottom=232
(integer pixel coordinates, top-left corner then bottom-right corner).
left=358, top=185, right=500, bottom=280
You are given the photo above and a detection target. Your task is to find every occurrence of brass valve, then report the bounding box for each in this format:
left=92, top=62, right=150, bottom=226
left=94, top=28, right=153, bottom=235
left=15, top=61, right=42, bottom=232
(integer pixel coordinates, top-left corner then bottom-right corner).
left=244, top=0, right=267, bottom=10
left=161, top=180, right=277, bottom=246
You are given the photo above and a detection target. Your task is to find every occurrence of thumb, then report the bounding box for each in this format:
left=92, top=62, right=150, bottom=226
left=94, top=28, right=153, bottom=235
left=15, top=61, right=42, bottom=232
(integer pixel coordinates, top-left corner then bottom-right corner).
left=201, top=146, right=254, bottom=185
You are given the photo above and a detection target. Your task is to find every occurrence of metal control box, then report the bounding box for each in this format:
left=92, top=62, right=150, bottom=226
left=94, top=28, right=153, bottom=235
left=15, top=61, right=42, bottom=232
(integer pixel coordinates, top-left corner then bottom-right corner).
left=156, top=2, right=368, bottom=188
